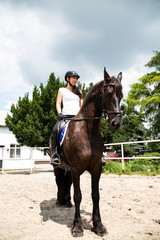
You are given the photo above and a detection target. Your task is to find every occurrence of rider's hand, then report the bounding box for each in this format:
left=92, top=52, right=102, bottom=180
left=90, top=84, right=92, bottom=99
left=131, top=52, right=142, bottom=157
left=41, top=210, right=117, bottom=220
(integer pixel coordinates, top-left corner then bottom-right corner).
left=59, top=112, right=65, bottom=120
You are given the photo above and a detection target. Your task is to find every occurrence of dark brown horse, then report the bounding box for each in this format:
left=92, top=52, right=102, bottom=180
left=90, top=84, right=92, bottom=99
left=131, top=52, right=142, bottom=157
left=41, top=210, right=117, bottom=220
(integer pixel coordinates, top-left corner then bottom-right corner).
left=53, top=68, right=123, bottom=237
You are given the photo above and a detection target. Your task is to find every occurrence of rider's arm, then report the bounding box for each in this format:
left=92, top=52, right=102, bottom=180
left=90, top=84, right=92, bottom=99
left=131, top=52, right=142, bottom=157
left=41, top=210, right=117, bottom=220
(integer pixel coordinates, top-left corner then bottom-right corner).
left=80, top=98, right=83, bottom=108
left=56, top=89, right=63, bottom=115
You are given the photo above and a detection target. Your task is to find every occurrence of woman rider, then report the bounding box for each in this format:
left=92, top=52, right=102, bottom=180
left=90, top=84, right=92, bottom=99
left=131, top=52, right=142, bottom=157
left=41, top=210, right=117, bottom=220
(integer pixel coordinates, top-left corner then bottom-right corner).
left=50, top=71, right=83, bottom=166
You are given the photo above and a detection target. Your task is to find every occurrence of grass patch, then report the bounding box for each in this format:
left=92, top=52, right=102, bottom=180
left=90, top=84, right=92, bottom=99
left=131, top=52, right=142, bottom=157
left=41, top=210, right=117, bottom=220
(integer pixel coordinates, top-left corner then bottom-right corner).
left=102, top=152, right=160, bottom=175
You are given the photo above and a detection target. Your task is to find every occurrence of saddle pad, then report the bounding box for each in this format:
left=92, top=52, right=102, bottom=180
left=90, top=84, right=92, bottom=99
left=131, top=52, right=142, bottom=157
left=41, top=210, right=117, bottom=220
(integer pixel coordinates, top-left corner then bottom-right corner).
left=59, top=121, right=70, bottom=146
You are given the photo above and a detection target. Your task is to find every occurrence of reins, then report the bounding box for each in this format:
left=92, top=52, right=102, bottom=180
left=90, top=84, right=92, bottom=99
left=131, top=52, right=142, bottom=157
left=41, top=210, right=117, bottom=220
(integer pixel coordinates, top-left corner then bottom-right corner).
left=71, top=116, right=102, bottom=121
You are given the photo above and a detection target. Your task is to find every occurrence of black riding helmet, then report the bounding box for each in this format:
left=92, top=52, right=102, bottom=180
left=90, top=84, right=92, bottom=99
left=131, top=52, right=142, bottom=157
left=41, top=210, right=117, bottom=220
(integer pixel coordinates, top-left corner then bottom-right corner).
left=64, top=71, right=80, bottom=81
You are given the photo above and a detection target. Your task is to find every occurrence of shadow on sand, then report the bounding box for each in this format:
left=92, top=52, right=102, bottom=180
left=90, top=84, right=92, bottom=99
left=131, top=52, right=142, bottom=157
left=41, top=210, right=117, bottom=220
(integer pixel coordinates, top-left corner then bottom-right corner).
left=40, top=198, right=92, bottom=230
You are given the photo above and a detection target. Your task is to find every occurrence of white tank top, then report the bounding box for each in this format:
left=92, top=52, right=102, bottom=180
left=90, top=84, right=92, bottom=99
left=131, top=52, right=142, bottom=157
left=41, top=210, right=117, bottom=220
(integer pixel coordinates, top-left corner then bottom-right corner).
left=59, top=88, right=80, bottom=115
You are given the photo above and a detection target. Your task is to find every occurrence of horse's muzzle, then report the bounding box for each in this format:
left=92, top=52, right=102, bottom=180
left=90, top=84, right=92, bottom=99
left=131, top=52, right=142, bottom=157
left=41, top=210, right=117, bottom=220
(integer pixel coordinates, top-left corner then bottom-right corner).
left=109, top=116, right=121, bottom=131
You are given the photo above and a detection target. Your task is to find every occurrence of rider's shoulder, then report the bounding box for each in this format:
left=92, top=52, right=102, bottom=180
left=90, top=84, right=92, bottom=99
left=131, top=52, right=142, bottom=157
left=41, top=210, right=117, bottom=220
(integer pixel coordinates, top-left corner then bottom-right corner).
left=59, top=87, right=65, bottom=93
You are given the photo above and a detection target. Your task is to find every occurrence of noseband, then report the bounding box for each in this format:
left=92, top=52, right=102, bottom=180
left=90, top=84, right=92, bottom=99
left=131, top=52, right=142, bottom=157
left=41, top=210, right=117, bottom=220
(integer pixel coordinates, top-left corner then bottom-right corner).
left=101, top=82, right=121, bottom=119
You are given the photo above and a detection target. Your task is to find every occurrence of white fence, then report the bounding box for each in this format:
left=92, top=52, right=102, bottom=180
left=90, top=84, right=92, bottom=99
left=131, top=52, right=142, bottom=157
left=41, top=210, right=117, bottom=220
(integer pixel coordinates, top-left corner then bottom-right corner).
left=1, top=140, right=160, bottom=173
left=0, top=147, right=50, bottom=173
left=104, top=139, right=160, bottom=170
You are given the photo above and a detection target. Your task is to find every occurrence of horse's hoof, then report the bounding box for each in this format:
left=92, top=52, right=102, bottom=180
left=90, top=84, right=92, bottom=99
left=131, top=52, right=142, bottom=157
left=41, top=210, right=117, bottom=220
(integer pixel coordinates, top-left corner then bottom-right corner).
left=92, top=224, right=108, bottom=236
left=71, top=226, right=83, bottom=237
left=64, top=201, right=73, bottom=208
left=56, top=200, right=62, bottom=207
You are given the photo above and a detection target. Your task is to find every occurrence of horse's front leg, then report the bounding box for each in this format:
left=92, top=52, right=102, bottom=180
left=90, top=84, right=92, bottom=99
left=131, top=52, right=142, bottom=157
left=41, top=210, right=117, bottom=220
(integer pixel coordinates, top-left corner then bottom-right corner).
left=71, top=167, right=83, bottom=237
left=91, top=168, right=107, bottom=236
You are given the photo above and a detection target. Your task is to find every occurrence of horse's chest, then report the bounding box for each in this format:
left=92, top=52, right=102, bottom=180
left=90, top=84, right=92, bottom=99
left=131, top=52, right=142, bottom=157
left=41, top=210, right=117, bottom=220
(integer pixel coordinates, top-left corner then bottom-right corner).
left=66, top=122, right=103, bottom=150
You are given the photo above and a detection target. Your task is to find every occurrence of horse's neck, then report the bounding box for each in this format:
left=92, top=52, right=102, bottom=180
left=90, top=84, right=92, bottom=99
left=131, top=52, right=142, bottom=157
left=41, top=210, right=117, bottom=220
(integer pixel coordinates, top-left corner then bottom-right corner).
left=79, top=80, right=104, bottom=118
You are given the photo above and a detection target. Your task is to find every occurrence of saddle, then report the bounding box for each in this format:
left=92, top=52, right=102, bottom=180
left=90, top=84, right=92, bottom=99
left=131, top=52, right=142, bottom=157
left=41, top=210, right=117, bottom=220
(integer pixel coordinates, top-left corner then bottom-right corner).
left=55, top=119, right=70, bottom=144
left=55, top=119, right=70, bottom=167
left=56, top=119, right=67, bottom=141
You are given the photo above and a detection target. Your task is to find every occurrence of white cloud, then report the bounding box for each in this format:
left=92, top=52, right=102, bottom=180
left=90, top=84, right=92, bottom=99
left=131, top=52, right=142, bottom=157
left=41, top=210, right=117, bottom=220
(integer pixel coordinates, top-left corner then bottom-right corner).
left=0, top=0, right=159, bottom=111
left=122, top=54, right=152, bottom=98
left=4, top=101, right=17, bottom=110
left=0, top=4, right=70, bottom=91
left=0, top=3, right=72, bottom=110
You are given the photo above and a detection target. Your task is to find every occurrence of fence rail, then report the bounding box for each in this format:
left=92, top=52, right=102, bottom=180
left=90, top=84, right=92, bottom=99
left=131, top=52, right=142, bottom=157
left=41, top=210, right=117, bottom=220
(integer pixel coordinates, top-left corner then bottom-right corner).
left=1, top=139, right=160, bottom=173
left=0, top=147, right=50, bottom=173
left=104, top=139, right=160, bottom=170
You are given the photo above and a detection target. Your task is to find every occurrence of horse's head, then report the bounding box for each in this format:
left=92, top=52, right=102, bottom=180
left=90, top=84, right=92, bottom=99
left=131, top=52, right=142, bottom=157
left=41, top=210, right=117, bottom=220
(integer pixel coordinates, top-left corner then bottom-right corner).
left=102, top=67, right=123, bottom=131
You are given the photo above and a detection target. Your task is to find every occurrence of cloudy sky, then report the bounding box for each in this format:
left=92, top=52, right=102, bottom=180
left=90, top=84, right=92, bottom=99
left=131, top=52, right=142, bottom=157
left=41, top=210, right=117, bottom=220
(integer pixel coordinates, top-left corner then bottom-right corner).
left=0, top=0, right=160, bottom=111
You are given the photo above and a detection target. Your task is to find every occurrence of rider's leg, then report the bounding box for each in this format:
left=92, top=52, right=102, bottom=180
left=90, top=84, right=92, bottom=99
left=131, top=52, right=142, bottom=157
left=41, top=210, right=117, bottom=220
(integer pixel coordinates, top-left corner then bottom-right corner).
left=50, top=122, right=61, bottom=166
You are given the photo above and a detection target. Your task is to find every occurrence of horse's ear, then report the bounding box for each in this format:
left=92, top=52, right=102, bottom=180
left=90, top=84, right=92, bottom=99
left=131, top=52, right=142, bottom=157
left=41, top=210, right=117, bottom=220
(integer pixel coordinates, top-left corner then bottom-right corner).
left=117, top=72, right=122, bottom=82
left=104, top=67, right=110, bottom=81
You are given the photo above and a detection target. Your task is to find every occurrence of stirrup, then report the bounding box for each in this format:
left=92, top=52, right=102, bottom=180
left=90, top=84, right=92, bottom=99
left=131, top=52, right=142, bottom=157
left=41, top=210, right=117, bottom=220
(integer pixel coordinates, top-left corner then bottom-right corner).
left=50, top=153, right=61, bottom=166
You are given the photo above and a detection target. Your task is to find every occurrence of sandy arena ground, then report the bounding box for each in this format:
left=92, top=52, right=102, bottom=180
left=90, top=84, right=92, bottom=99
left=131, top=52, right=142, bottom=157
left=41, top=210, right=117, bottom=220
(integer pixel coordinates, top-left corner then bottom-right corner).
left=0, top=164, right=160, bottom=240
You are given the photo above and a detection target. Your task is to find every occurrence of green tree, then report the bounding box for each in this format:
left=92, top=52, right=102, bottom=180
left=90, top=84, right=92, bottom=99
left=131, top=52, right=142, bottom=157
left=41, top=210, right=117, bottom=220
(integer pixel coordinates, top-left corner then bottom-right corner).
left=101, top=102, right=147, bottom=155
left=77, top=82, right=93, bottom=97
left=5, top=73, right=94, bottom=148
left=5, top=73, right=65, bottom=147
left=126, top=50, right=160, bottom=138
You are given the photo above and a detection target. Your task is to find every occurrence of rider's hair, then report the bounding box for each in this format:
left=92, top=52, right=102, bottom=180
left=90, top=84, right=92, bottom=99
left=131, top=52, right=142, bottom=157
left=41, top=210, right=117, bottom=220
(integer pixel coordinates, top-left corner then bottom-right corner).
left=72, top=86, right=83, bottom=99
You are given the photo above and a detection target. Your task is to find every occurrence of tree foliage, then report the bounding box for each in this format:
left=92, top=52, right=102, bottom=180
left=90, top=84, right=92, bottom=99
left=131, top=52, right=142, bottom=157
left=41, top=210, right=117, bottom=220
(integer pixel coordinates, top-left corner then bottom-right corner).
left=5, top=73, right=65, bottom=147
left=5, top=74, right=94, bottom=147
left=145, top=50, right=160, bottom=71
left=101, top=102, right=147, bottom=155
left=126, top=50, right=160, bottom=138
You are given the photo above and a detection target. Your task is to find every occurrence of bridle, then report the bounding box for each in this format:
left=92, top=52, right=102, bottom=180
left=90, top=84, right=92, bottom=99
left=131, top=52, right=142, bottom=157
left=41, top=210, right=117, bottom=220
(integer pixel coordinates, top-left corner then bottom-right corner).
left=70, top=80, right=121, bottom=122
left=101, top=82, right=121, bottom=119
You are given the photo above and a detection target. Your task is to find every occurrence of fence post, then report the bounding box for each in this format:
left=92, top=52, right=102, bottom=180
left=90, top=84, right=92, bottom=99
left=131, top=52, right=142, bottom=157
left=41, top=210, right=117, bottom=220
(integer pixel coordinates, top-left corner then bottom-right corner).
left=2, top=147, right=4, bottom=174
left=30, top=148, right=33, bottom=173
left=121, top=143, right=124, bottom=170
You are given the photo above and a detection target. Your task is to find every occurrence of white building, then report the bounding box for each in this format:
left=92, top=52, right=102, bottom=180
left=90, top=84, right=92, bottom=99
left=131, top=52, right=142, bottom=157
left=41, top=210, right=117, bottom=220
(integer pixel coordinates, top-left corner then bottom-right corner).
left=0, top=111, right=50, bottom=171
left=0, top=111, right=18, bottom=148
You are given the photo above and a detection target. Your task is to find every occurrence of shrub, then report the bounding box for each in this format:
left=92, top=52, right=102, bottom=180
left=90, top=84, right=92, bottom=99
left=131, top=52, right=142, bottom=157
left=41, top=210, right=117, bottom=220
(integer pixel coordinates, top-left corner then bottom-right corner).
left=102, top=152, right=160, bottom=175
left=135, top=152, right=160, bottom=171
left=102, top=161, right=122, bottom=174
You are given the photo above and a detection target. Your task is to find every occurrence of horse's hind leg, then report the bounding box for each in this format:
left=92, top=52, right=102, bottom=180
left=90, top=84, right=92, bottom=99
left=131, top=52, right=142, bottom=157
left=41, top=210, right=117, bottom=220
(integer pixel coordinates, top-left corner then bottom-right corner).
left=54, top=168, right=64, bottom=206
left=91, top=168, right=107, bottom=236
left=71, top=167, right=83, bottom=237
left=54, top=168, right=72, bottom=207
left=64, top=171, right=72, bottom=207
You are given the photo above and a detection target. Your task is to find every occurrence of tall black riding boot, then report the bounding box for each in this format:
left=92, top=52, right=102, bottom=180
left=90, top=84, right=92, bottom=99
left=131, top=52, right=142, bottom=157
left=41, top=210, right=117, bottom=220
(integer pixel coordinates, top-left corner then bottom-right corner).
left=50, top=122, right=61, bottom=167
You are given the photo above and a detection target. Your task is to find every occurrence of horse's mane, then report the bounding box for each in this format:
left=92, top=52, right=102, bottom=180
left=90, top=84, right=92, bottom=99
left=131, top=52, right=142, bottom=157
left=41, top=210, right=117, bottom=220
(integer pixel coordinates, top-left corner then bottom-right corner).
left=83, top=80, right=104, bottom=105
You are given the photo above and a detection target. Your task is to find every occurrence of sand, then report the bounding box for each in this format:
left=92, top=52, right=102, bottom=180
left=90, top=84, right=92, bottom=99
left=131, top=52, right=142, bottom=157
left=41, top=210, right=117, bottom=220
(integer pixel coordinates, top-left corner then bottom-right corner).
left=0, top=164, right=160, bottom=240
